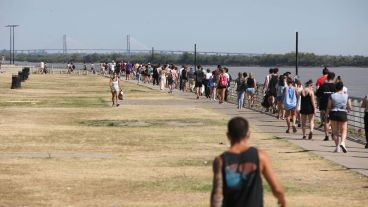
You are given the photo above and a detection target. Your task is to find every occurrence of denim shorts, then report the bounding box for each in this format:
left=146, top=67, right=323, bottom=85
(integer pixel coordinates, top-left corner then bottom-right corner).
left=246, top=88, right=255, bottom=94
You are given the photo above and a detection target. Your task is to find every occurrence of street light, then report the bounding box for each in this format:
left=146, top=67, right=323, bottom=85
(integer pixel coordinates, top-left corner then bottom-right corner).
left=295, top=31, right=299, bottom=76
left=5, top=25, right=19, bottom=64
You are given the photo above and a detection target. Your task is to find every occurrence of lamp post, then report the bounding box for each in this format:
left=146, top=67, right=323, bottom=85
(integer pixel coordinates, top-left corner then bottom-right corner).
left=194, top=43, right=197, bottom=71
left=5, top=25, right=19, bottom=64
left=295, top=31, right=299, bottom=76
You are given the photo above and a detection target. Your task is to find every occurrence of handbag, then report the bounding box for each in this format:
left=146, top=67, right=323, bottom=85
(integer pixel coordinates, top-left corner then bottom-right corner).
left=118, top=90, right=124, bottom=100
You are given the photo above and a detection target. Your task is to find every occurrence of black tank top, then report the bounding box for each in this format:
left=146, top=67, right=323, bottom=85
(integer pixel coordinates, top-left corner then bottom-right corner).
left=221, top=147, right=263, bottom=207
left=247, top=78, right=255, bottom=88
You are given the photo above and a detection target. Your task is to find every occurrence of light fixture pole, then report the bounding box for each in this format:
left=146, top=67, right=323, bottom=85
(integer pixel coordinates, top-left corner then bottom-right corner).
left=295, top=31, right=299, bottom=76
left=5, top=25, right=19, bottom=64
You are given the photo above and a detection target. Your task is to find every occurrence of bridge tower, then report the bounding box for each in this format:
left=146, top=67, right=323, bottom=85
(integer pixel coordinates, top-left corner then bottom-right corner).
left=62, top=34, right=67, bottom=54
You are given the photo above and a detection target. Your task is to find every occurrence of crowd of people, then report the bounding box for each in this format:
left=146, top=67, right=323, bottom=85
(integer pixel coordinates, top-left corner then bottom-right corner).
left=103, top=60, right=366, bottom=151
left=261, top=67, right=359, bottom=152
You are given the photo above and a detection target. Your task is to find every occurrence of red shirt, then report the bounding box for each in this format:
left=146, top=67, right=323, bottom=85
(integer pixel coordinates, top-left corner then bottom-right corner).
left=316, top=75, right=327, bottom=87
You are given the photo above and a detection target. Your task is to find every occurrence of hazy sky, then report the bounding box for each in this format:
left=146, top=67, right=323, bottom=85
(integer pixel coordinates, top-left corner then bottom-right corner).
left=1, top=0, right=367, bottom=55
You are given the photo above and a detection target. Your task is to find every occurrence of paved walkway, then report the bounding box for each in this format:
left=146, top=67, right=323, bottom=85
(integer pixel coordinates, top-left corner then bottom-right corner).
left=129, top=81, right=368, bottom=176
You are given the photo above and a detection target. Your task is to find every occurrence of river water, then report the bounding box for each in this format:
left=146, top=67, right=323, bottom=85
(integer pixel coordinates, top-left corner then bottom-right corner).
left=221, top=66, right=367, bottom=98
left=13, top=62, right=368, bottom=98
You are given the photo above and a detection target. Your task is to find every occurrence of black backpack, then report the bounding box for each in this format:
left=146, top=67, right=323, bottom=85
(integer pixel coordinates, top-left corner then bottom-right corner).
left=181, top=69, right=188, bottom=79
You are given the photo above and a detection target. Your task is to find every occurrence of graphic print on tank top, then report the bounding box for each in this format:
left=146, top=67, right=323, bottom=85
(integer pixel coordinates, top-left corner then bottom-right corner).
left=225, top=162, right=257, bottom=190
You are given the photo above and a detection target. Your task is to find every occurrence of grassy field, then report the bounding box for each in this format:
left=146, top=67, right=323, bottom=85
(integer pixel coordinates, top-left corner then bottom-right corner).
left=0, top=67, right=367, bottom=207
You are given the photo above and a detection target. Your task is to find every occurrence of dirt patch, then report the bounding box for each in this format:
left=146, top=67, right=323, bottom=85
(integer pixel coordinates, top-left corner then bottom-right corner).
left=80, top=119, right=208, bottom=127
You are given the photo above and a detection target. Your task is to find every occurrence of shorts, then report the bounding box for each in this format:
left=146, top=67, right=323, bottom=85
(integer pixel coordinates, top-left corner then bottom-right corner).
left=246, top=88, right=255, bottom=94
left=329, top=111, right=347, bottom=122
left=111, top=86, right=119, bottom=92
left=168, top=78, right=174, bottom=85
left=195, top=82, right=203, bottom=87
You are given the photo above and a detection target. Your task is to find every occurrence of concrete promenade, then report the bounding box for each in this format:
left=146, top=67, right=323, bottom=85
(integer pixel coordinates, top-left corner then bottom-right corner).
left=132, top=80, right=368, bottom=177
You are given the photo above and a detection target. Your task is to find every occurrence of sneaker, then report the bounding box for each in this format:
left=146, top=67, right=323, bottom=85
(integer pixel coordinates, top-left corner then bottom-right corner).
left=340, top=143, right=348, bottom=153
left=308, top=132, right=313, bottom=140
left=302, top=136, right=306, bottom=139
left=292, top=126, right=297, bottom=133
left=323, top=136, right=329, bottom=141
left=334, top=146, right=341, bottom=153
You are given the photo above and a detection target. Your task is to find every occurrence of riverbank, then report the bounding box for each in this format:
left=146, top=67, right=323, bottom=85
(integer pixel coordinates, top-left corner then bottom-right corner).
left=0, top=71, right=367, bottom=206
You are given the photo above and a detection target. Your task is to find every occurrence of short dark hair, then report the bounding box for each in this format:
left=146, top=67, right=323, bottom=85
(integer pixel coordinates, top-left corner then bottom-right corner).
left=269, top=68, right=274, bottom=74
left=323, top=67, right=329, bottom=75
left=243, top=72, right=248, bottom=78
left=227, top=117, right=249, bottom=143
left=274, top=68, right=279, bottom=74
left=336, top=82, right=344, bottom=91
left=225, top=68, right=229, bottom=72
left=327, top=72, right=335, bottom=81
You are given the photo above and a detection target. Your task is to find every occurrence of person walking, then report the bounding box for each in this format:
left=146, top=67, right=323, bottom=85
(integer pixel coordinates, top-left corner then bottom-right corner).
left=109, top=73, right=121, bottom=107
left=167, top=68, right=174, bottom=93
left=327, top=82, right=352, bottom=153
left=224, top=68, right=231, bottom=102
left=361, top=95, right=368, bottom=148
left=181, top=66, right=188, bottom=92
left=316, top=67, right=329, bottom=128
left=159, top=66, right=166, bottom=90
left=316, top=72, right=336, bottom=141
left=194, top=65, right=205, bottom=99
left=276, top=75, right=286, bottom=120
left=300, top=80, right=316, bottom=139
left=267, top=68, right=279, bottom=113
left=295, top=80, right=304, bottom=127
left=209, top=71, right=217, bottom=101
left=233, top=72, right=246, bottom=109
left=283, top=78, right=298, bottom=133
left=204, top=68, right=212, bottom=98
left=217, top=68, right=228, bottom=104
left=245, top=72, right=257, bottom=108
left=210, top=117, right=286, bottom=207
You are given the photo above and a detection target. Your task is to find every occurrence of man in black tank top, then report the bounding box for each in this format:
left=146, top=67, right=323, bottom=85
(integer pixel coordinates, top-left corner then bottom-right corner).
left=211, top=117, right=286, bottom=207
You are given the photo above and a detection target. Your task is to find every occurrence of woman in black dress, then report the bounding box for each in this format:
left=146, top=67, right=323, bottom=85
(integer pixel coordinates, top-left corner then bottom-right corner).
left=300, top=80, right=316, bottom=139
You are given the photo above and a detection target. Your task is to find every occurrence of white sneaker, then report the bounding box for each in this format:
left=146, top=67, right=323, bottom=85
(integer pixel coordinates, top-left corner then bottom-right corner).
left=340, top=143, right=348, bottom=153
left=334, top=146, right=341, bottom=153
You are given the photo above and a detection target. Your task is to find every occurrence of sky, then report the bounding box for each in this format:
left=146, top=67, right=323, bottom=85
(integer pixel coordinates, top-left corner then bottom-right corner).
left=0, top=0, right=368, bottom=56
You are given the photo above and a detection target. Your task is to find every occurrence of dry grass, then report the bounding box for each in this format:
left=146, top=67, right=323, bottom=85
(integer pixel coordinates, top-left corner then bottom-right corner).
left=0, top=70, right=367, bottom=207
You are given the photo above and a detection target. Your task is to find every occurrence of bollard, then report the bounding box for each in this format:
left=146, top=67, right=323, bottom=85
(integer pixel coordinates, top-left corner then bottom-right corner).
left=11, top=75, right=21, bottom=89
left=23, top=67, right=30, bottom=80
left=18, top=71, right=25, bottom=82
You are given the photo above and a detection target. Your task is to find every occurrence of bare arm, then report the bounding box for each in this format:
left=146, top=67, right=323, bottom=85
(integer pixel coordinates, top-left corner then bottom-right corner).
left=310, top=90, right=316, bottom=109
left=210, top=156, right=223, bottom=207
left=109, top=79, right=112, bottom=88
left=259, top=149, right=286, bottom=207
left=347, top=99, right=352, bottom=112
left=361, top=96, right=367, bottom=108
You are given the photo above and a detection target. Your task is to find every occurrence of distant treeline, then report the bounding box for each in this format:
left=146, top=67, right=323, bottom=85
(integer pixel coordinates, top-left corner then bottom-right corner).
left=2, top=51, right=368, bottom=67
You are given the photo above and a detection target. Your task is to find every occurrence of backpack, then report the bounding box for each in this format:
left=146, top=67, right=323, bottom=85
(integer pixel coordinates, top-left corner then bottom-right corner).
left=181, top=69, right=188, bottom=80
left=196, top=70, right=204, bottom=82
left=261, top=94, right=271, bottom=108
left=219, top=74, right=228, bottom=87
